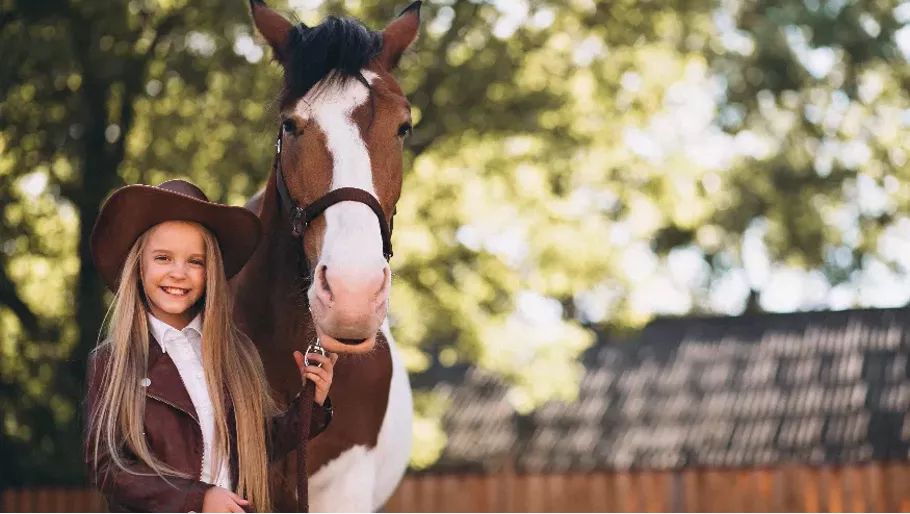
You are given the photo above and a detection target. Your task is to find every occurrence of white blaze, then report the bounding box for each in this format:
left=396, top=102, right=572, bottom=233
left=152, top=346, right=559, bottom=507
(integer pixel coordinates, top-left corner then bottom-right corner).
left=293, top=70, right=386, bottom=279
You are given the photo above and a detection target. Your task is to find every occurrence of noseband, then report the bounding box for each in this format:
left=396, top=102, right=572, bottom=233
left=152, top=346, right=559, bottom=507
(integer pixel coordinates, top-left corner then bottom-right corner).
left=273, top=131, right=395, bottom=288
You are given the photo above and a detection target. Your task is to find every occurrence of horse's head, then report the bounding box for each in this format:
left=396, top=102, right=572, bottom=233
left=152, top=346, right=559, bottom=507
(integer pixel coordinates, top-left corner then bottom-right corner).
left=250, top=0, right=420, bottom=354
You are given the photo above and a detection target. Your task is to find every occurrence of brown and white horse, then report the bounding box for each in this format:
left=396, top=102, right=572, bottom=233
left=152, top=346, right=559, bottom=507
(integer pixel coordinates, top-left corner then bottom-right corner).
left=230, top=1, right=420, bottom=511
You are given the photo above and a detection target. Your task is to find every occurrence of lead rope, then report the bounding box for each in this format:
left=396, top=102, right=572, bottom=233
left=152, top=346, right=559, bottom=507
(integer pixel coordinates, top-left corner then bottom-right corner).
left=297, top=380, right=313, bottom=512
left=297, top=340, right=327, bottom=512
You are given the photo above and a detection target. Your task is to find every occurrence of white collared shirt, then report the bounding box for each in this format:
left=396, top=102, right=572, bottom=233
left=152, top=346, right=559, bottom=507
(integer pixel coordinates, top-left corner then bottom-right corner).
left=148, top=313, right=232, bottom=490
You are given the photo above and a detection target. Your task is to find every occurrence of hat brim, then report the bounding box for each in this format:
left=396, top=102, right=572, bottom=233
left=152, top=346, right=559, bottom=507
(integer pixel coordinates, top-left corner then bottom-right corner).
left=90, top=185, right=262, bottom=292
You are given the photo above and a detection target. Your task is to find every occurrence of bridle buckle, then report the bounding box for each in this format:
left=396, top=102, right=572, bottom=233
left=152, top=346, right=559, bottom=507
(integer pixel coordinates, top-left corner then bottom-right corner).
left=290, top=207, right=305, bottom=238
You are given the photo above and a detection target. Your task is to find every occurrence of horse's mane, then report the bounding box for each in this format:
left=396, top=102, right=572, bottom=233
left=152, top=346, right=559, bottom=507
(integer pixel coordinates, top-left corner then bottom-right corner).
left=284, top=16, right=383, bottom=99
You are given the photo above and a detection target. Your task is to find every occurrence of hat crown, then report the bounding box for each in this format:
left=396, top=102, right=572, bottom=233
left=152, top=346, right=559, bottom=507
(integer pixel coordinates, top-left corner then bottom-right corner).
left=157, top=180, right=209, bottom=202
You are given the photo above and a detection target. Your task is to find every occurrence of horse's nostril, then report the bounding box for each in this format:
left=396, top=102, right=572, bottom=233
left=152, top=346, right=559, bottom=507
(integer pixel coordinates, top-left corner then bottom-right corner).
left=375, top=266, right=391, bottom=300
left=319, top=264, right=331, bottom=295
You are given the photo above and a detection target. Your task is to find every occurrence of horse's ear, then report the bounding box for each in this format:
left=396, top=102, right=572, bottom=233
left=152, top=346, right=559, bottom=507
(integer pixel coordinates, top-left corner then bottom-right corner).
left=379, top=1, right=421, bottom=71
left=249, top=0, right=294, bottom=62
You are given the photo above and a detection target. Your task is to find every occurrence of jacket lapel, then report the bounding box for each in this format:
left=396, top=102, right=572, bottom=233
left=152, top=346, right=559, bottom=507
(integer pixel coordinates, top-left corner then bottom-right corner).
left=145, top=332, right=199, bottom=424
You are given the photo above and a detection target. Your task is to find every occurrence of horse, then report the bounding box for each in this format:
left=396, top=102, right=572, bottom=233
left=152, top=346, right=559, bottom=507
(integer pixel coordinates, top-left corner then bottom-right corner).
left=229, top=1, right=421, bottom=511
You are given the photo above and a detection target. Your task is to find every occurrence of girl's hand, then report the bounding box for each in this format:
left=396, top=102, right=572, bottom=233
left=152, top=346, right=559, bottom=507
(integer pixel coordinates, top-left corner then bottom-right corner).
left=293, top=350, right=338, bottom=406
left=202, top=486, right=248, bottom=513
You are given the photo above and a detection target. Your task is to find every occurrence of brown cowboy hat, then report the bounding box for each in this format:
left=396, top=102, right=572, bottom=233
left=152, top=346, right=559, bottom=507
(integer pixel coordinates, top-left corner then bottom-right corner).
left=90, top=179, right=262, bottom=292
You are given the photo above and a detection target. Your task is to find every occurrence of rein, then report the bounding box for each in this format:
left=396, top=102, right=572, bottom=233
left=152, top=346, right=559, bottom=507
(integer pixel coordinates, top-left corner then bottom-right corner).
left=271, top=128, right=394, bottom=512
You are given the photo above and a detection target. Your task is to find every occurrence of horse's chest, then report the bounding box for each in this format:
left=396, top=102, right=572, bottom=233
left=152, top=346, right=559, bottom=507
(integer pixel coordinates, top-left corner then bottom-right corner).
left=307, top=340, right=394, bottom=473
left=367, top=331, right=413, bottom=507
left=308, top=330, right=413, bottom=511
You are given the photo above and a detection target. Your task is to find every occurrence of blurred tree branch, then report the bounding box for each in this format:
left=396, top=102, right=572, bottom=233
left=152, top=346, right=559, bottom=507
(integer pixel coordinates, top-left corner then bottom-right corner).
left=0, top=260, right=41, bottom=338
left=112, top=11, right=185, bottom=174
left=0, top=175, right=62, bottom=343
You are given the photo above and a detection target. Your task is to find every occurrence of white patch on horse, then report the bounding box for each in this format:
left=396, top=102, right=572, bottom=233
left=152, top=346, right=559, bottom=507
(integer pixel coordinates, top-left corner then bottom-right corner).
left=294, top=70, right=386, bottom=278
left=308, top=445, right=375, bottom=512
left=373, top=320, right=414, bottom=508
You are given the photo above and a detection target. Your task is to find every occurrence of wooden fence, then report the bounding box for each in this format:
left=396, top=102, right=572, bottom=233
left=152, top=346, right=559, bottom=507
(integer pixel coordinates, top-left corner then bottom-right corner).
left=5, top=463, right=910, bottom=512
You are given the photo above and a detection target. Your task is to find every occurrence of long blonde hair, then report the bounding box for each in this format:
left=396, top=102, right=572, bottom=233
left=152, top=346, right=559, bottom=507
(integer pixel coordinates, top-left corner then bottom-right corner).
left=88, top=221, right=277, bottom=511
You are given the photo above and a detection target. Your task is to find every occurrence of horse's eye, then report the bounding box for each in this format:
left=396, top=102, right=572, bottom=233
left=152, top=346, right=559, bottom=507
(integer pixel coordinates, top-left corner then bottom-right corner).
left=282, top=119, right=297, bottom=135
left=397, top=122, right=412, bottom=139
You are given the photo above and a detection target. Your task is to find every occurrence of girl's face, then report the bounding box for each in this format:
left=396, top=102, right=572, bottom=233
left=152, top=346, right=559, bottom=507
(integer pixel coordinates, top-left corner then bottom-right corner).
left=141, top=221, right=206, bottom=329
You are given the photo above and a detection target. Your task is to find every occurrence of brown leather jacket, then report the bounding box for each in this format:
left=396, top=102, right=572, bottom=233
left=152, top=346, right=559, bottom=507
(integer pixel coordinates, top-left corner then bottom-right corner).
left=83, top=335, right=331, bottom=512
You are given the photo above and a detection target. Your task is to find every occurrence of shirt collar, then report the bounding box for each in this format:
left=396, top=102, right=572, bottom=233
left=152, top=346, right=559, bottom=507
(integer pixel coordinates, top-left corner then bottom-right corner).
left=148, top=313, right=203, bottom=353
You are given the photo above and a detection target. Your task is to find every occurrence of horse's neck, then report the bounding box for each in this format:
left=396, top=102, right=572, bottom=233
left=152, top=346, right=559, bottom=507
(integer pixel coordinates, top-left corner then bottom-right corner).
left=233, top=171, right=315, bottom=354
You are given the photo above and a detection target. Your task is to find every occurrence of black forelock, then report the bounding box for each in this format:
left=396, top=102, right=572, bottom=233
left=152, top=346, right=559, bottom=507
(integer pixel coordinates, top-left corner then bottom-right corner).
left=283, top=16, right=383, bottom=99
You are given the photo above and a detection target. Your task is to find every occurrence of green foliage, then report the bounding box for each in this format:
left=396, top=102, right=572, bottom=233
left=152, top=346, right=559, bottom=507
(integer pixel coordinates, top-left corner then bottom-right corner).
left=5, top=0, right=910, bottom=485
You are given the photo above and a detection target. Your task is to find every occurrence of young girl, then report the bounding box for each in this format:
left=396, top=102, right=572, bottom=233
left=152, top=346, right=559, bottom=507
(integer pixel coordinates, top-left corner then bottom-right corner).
left=84, top=179, right=336, bottom=513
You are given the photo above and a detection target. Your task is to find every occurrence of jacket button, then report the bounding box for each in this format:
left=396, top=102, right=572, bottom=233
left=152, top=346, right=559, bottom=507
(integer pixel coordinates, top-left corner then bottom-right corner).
left=140, top=378, right=151, bottom=387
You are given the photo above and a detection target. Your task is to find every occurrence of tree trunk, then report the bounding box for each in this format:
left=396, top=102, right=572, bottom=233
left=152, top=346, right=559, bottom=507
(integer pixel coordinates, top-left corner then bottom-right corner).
left=70, top=78, right=116, bottom=392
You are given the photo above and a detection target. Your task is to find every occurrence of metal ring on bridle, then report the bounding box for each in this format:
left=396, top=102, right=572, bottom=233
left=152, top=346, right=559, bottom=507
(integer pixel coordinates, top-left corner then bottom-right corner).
left=304, top=340, right=327, bottom=368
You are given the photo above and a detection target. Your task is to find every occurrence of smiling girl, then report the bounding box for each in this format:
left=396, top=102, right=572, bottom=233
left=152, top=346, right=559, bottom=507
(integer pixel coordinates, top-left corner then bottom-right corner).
left=84, top=179, right=336, bottom=513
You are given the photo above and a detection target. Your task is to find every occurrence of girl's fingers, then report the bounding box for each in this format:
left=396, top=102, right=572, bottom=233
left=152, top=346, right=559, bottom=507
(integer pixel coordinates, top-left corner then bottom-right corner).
left=305, top=372, right=329, bottom=386
left=304, top=352, right=332, bottom=369
left=305, top=374, right=325, bottom=392
left=229, top=502, right=245, bottom=513
left=304, top=365, right=331, bottom=384
left=304, top=371, right=325, bottom=382
left=294, top=351, right=336, bottom=390
left=293, top=351, right=324, bottom=372
left=305, top=363, right=331, bottom=377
